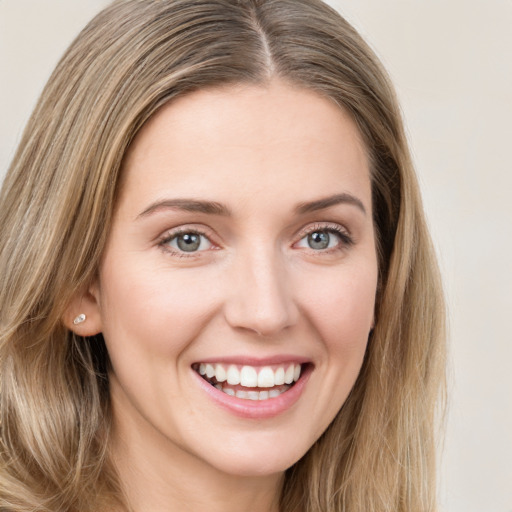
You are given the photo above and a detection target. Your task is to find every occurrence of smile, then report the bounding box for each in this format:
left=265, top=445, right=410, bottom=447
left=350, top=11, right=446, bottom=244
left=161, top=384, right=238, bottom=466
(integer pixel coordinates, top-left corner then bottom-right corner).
left=193, top=363, right=303, bottom=401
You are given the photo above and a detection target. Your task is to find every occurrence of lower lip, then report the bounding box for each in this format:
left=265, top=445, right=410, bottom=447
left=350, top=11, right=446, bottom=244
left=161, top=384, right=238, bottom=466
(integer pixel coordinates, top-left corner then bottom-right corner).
left=193, top=365, right=313, bottom=419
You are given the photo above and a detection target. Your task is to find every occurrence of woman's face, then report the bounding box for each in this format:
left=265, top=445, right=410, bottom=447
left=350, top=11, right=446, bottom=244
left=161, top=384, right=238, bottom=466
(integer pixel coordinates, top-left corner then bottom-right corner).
left=91, top=82, right=377, bottom=477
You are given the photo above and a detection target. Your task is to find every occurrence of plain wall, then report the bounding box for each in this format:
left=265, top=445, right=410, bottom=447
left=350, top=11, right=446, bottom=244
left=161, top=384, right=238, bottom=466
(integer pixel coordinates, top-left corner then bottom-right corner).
left=1, top=2, right=511, bottom=511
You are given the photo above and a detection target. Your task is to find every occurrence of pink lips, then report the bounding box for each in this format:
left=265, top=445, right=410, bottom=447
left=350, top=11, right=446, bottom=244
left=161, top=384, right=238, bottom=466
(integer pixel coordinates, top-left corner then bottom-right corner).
left=192, top=362, right=313, bottom=419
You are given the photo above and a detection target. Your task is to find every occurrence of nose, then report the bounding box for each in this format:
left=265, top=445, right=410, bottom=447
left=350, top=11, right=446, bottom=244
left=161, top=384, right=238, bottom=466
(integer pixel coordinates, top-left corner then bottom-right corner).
left=223, top=248, right=298, bottom=337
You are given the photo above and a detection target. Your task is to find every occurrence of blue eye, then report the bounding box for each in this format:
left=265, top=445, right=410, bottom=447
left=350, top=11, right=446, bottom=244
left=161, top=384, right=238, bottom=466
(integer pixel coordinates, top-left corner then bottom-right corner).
left=296, top=227, right=350, bottom=251
left=307, top=231, right=332, bottom=250
left=164, top=232, right=212, bottom=253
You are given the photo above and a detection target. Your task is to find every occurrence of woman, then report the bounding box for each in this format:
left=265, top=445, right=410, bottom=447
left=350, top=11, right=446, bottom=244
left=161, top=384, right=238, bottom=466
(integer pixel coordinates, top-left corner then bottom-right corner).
left=0, top=0, right=446, bottom=511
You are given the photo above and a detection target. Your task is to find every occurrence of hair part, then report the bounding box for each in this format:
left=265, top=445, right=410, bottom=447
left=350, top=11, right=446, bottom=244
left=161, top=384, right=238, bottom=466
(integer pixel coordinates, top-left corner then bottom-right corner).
left=0, top=1, right=445, bottom=511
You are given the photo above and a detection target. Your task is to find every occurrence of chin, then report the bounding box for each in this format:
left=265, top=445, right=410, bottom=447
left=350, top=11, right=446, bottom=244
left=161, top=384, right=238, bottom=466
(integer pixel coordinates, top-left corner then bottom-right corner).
left=207, top=450, right=302, bottom=478
left=191, top=430, right=315, bottom=478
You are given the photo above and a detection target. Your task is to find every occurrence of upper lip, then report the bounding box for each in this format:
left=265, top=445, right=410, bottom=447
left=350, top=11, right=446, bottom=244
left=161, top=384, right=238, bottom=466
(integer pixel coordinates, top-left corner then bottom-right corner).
left=191, top=355, right=312, bottom=366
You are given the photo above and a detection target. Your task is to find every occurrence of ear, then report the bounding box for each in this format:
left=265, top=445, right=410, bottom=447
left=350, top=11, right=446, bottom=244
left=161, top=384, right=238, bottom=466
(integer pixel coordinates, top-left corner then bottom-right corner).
left=63, top=280, right=103, bottom=336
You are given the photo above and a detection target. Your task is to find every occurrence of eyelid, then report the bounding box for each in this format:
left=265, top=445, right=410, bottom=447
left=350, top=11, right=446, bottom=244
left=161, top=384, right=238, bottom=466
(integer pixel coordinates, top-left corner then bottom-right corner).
left=295, top=222, right=352, bottom=240
left=293, top=222, right=354, bottom=250
left=157, top=224, right=220, bottom=256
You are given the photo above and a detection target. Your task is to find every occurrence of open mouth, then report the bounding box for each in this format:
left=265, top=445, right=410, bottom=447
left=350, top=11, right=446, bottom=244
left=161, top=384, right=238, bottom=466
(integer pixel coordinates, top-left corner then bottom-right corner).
left=192, top=362, right=305, bottom=401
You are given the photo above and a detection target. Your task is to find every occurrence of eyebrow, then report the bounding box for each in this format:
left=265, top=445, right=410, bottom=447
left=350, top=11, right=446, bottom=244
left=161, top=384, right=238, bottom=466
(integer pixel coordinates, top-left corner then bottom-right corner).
left=294, top=193, right=367, bottom=216
left=137, top=198, right=231, bottom=219
left=137, top=192, right=366, bottom=220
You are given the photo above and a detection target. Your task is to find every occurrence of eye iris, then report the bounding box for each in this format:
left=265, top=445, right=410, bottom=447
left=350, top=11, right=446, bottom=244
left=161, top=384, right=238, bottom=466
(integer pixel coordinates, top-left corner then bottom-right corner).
left=177, top=233, right=201, bottom=252
left=308, top=231, right=330, bottom=250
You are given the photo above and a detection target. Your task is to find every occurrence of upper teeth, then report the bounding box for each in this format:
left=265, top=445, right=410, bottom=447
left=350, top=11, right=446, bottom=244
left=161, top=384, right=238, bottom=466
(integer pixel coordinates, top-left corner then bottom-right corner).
left=198, top=363, right=302, bottom=387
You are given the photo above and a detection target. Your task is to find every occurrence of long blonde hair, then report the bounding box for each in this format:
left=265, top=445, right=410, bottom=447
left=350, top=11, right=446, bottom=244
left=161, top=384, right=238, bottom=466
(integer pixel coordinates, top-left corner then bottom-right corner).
left=0, top=1, right=445, bottom=510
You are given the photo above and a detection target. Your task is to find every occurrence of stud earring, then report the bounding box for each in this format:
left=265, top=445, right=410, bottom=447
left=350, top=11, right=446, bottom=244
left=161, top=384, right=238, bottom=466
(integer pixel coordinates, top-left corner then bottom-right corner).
left=73, top=313, right=86, bottom=325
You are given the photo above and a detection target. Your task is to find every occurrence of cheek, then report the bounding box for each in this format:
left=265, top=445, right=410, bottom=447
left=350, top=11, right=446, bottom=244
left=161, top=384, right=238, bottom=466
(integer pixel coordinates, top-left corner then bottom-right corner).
left=98, top=257, right=221, bottom=360
left=297, top=262, right=377, bottom=350
left=291, top=260, right=377, bottom=439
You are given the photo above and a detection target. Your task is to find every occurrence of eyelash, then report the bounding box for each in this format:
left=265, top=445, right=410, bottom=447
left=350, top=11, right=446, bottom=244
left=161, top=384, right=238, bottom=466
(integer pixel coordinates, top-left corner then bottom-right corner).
left=157, top=223, right=353, bottom=257
left=158, top=227, right=216, bottom=258
left=294, top=223, right=354, bottom=256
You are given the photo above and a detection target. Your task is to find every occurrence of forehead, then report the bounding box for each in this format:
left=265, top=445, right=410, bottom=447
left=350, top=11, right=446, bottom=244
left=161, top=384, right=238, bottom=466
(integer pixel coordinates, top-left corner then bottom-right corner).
left=119, top=81, right=371, bottom=214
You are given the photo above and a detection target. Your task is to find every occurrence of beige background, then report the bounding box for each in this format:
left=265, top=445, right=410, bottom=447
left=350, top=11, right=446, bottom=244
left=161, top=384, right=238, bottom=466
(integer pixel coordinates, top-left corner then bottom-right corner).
left=1, top=2, right=511, bottom=511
